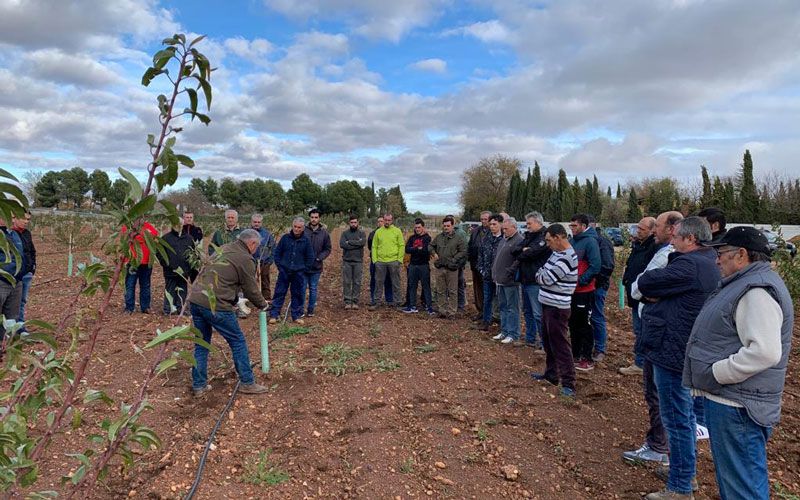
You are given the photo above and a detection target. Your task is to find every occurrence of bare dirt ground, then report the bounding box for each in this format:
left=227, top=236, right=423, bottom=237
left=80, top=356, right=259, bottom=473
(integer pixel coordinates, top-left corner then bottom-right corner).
left=23, top=228, right=800, bottom=499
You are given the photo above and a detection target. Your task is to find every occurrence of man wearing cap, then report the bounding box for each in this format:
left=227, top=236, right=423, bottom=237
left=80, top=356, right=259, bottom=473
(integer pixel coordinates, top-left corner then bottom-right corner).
left=684, top=227, right=793, bottom=500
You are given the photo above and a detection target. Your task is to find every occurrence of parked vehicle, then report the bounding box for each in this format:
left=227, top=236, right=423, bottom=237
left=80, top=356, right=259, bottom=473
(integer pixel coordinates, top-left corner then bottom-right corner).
left=760, top=229, right=797, bottom=258
left=602, top=227, right=624, bottom=246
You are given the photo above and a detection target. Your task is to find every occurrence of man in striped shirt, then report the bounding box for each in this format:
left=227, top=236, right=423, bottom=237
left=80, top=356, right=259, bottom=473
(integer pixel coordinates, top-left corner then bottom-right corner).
left=530, top=224, right=579, bottom=398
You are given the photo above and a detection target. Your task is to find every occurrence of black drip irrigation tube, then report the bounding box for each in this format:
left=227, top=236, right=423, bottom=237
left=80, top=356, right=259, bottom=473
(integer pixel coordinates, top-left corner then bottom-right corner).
left=184, top=301, right=291, bottom=499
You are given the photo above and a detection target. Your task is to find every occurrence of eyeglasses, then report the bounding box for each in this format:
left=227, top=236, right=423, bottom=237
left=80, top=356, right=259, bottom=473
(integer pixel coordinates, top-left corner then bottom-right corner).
left=716, top=248, right=740, bottom=257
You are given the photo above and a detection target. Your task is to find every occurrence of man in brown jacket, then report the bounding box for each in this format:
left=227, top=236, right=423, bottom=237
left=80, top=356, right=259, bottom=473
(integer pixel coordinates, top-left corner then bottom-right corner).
left=188, top=229, right=270, bottom=397
left=430, top=215, right=467, bottom=318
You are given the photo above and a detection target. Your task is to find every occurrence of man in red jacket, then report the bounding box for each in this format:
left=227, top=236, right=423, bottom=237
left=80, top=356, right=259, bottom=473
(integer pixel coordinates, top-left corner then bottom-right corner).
left=122, top=221, right=158, bottom=314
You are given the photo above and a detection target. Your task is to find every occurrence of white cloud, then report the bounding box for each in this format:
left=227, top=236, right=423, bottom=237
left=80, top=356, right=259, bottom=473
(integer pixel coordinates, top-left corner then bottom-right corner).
left=408, top=58, right=447, bottom=74
left=443, top=20, right=512, bottom=44
left=24, top=49, right=121, bottom=87
left=223, top=37, right=273, bottom=63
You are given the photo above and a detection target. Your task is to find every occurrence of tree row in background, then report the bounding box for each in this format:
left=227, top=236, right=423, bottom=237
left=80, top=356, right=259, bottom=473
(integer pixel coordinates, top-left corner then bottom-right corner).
left=460, top=150, right=800, bottom=225
left=31, top=167, right=409, bottom=219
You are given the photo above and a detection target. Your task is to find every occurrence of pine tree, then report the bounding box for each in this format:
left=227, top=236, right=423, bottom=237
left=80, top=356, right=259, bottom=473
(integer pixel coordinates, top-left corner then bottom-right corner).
left=738, top=149, right=759, bottom=222
left=616, top=182, right=622, bottom=199
left=627, top=187, right=642, bottom=221
left=606, top=186, right=612, bottom=198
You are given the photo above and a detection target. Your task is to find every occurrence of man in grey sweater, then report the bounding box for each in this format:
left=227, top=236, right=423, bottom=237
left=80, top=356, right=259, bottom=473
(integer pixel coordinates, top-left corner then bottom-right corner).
left=339, top=214, right=366, bottom=309
left=491, top=217, right=524, bottom=345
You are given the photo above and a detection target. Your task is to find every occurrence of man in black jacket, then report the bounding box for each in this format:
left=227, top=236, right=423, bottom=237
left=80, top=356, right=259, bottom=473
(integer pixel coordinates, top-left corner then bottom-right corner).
left=180, top=210, right=204, bottom=243
left=303, top=209, right=331, bottom=317
left=158, top=224, right=196, bottom=315
left=403, top=219, right=433, bottom=314
left=339, top=214, right=366, bottom=309
left=514, top=211, right=550, bottom=349
left=697, top=207, right=727, bottom=244
left=589, top=216, right=615, bottom=363
left=467, top=211, right=491, bottom=320
left=11, top=211, right=35, bottom=323
left=619, top=217, right=657, bottom=375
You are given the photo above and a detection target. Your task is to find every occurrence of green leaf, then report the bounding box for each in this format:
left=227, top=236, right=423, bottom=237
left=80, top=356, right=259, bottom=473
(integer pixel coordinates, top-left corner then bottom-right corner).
left=198, top=77, right=212, bottom=110
left=152, top=47, right=176, bottom=70
left=189, top=34, right=207, bottom=47
left=165, top=136, right=176, bottom=148
left=118, top=167, right=143, bottom=201
left=70, top=465, right=86, bottom=485
left=84, top=389, right=114, bottom=406
left=186, top=88, right=198, bottom=114
left=0, top=167, right=20, bottom=181
left=175, top=154, right=195, bottom=167
left=158, top=199, right=181, bottom=227
left=20, top=331, right=57, bottom=349
left=193, top=112, right=211, bottom=125
left=176, top=349, right=197, bottom=367
left=156, top=357, right=179, bottom=375
left=0, top=182, right=29, bottom=207
left=107, top=419, right=123, bottom=443
left=145, top=325, right=191, bottom=349
left=146, top=134, right=155, bottom=146
left=127, top=194, right=157, bottom=221
left=20, top=319, right=55, bottom=332
left=72, top=409, right=83, bottom=429
left=141, top=67, right=161, bottom=86
left=162, top=36, right=178, bottom=45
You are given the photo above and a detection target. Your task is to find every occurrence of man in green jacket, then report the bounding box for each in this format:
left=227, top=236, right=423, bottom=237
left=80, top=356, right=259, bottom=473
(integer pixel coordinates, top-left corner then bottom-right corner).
left=369, top=213, right=404, bottom=309
left=188, top=229, right=269, bottom=397
left=430, top=215, right=467, bottom=318
left=209, top=209, right=242, bottom=255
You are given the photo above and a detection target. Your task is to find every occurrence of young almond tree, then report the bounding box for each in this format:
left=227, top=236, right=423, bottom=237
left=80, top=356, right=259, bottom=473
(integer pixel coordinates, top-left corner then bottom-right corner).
left=0, top=33, right=216, bottom=497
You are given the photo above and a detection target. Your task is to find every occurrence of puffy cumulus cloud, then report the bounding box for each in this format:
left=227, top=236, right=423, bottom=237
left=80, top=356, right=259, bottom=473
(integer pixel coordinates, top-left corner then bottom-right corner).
left=25, top=49, right=122, bottom=87
left=442, top=20, right=512, bottom=44
left=408, top=58, right=447, bottom=74
left=262, top=0, right=449, bottom=42
left=222, top=37, right=273, bottom=66
left=0, top=0, right=178, bottom=51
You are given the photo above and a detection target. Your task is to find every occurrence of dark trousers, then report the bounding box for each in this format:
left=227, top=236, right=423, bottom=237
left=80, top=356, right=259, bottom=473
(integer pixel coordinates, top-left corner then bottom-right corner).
left=457, top=266, right=466, bottom=310
left=643, top=360, right=669, bottom=454
left=374, top=261, right=402, bottom=306
left=569, top=291, right=594, bottom=361
left=163, top=274, right=187, bottom=315
left=125, top=264, right=152, bottom=312
left=369, top=262, right=393, bottom=304
left=407, top=264, right=432, bottom=310
left=270, top=269, right=305, bottom=320
left=471, top=266, right=484, bottom=314
left=541, top=304, right=576, bottom=391
left=258, top=262, right=272, bottom=301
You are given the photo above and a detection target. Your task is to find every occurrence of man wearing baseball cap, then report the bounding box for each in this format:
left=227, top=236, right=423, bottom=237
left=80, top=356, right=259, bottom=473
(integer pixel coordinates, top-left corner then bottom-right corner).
left=684, top=226, right=794, bottom=500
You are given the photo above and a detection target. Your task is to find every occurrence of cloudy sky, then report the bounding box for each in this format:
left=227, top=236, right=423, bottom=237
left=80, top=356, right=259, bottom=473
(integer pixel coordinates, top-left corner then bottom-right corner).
left=1, top=0, right=799, bottom=212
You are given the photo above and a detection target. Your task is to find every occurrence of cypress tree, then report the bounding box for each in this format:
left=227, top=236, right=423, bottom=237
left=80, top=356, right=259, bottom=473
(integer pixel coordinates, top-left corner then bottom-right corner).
left=738, top=149, right=759, bottom=222
left=700, top=165, right=713, bottom=207
left=616, top=182, right=622, bottom=199
left=627, top=187, right=642, bottom=221
left=606, top=186, right=612, bottom=198
left=526, top=162, right=542, bottom=212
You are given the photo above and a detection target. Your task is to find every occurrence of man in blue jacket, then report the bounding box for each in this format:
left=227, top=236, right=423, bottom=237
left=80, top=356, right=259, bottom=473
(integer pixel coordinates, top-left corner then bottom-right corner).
left=269, top=217, right=315, bottom=325
left=637, top=216, right=720, bottom=500
left=0, top=216, right=25, bottom=338
left=568, top=214, right=601, bottom=371
left=250, top=213, right=275, bottom=303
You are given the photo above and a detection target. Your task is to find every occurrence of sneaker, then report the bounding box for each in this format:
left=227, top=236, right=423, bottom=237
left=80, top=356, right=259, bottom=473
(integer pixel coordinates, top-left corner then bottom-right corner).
left=402, top=307, right=419, bottom=314
left=500, top=336, right=516, bottom=345
left=192, top=385, right=212, bottom=398
left=367, top=304, right=377, bottom=311
left=575, top=360, right=595, bottom=371
left=695, top=424, right=709, bottom=441
left=530, top=373, right=558, bottom=386
left=268, top=317, right=277, bottom=325
left=477, top=322, right=489, bottom=331
left=559, top=387, right=576, bottom=398
left=619, top=364, right=644, bottom=376
left=344, top=304, right=352, bottom=310
left=654, top=465, right=699, bottom=492
left=622, top=444, right=669, bottom=465
left=645, top=489, right=694, bottom=499
left=352, top=304, right=360, bottom=310
left=427, top=309, right=436, bottom=316
left=306, top=311, right=315, bottom=318
left=492, top=333, right=506, bottom=341
left=525, top=341, right=543, bottom=350
left=294, top=318, right=305, bottom=325
left=238, top=383, right=269, bottom=395
left=592, top=352, right=606, bottom=363
left=141, top=309, right=151, bottom=315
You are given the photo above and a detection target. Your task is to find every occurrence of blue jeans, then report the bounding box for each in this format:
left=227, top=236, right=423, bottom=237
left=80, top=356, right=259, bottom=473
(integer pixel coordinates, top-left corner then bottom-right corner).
left=496, top=284, right=520, bottom=340
left=521, top=284, right=542, bottom=345
left=631, top=302, right=644, bottom=367
left=407, top=264, right=432, bottom=309
left=303, top=271, right=321, bottom=313
left=591, top=286, right=608, bottom=354
left=271, top=268, right=305, bottom=320
left=190, top=303, right=255, bottom=390
left=125, top=264, right=152, bottom=312
left=705, top=398, right=771, bottom=500
left=18, top=272, right=33, bottom=322
left=653, top=364, right=696, bottom=495
left=482, top=279, right=496, bottom=324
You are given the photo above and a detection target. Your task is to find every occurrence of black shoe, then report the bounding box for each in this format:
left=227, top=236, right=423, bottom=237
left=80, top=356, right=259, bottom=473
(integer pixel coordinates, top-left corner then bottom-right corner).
left=530, top=373, right=558, bottom=386
left=653, top=465, right=699, bottom=492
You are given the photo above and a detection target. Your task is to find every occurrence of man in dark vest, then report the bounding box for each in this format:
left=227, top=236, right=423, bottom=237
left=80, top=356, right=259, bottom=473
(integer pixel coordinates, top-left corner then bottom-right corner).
left=685, top=227, right=793, bottom=500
